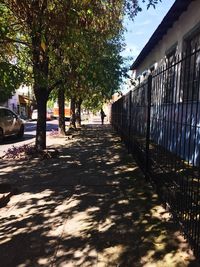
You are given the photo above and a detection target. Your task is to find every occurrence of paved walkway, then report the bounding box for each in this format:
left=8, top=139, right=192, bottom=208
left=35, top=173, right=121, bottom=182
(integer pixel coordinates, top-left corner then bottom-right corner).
left=0, top=124, right=199, bottom=267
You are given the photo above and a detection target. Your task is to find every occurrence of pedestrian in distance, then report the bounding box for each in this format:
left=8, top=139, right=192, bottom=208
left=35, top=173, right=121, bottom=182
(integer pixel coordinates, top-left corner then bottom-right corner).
left=100, top=108, right=106, bottom=125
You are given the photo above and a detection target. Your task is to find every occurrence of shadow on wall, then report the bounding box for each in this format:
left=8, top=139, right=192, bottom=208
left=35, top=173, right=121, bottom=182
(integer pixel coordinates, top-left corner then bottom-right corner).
left=151, top=102, right=200, bottom=167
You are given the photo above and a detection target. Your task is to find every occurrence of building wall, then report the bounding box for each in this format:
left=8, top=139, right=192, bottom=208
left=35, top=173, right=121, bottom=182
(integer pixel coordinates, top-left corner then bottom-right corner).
left=135, top=0, right=200, bottom=77
left=128, top=1, right=200, bottom=167
left=1, top=85, right=33, bottom=118
left=7, top=92, right=19, bottom=113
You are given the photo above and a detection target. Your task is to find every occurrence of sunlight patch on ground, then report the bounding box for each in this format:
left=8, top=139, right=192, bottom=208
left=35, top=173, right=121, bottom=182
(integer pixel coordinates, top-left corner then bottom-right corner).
left=0, top=164, right=23, bottom=175
left=141, top=248, right=195, bottom=267
left=55, top=246, right=97, bottom=267
left=63, top=211, right=96, bottom=237
left=97, top=245, right=125, bottom=266
left=37, top=257, right=49, bottom=265
left=47, top=224, right=64, bottom=238
left=98, top=218, right=115, bottom=233
left=118, top=199, right=129, bottom=205
left=59, top=155, right=72, bottom=159
left=0, top=236, right=12, bottom=245
left=114, top=165, right=138, bottom=175
left=150, top=205, right=169, bottom=220
left=55, top=198, right=80, bottom=213
left=17, top=260, right=32, bottom=267
left=140, top=226, right=195, bottom=267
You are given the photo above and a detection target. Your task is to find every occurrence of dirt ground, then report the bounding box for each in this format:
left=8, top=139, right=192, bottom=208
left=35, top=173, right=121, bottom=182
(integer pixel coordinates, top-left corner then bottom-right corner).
left=0, top=124, right=199, bottom=267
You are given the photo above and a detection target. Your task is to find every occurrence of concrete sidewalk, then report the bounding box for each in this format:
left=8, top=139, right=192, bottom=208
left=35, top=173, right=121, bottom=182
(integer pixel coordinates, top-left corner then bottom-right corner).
left=0, top=124, right=198, bottom=267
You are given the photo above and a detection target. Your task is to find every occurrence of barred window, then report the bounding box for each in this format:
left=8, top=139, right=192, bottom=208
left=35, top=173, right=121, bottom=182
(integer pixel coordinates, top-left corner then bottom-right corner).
left=164, top=49, right=176, bottom=103
left=183, top=31, right=200, bottom=101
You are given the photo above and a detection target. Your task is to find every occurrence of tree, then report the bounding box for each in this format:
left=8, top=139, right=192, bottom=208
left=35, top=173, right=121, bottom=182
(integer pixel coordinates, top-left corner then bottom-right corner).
left=0, top=62, right=24, bottom=102
left=0, top=4, right=25, bottom=102
left=1, top=0, right=159, bottom=149
left=57, top=86, right=66, bottom=135
left=74, top=36, right=125, bottom=112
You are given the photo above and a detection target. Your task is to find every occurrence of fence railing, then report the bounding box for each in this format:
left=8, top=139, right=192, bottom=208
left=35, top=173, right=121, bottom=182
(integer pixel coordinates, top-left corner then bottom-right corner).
left=111, top=48, right=200, bottom=260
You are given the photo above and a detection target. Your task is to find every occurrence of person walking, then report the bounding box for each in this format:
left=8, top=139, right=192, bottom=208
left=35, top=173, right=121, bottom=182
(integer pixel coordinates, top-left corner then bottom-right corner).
left=100, top=108, right=106, bottom=125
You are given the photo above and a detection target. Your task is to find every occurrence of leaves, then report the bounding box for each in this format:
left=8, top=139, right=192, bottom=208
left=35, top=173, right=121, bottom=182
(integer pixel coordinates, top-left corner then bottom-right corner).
left=0, top=61, right=24, bottom=102
left=0, top=0, right=160, bottom=148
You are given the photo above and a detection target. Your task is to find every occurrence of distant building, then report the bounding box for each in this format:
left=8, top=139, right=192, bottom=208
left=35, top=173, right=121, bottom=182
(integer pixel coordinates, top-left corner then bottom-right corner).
left=1, top=85, right=35, bottom=119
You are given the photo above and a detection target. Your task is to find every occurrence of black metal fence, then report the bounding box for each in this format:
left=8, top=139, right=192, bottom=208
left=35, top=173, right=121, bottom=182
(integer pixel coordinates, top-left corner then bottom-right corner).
left=111, top=47, right=200, bottom=259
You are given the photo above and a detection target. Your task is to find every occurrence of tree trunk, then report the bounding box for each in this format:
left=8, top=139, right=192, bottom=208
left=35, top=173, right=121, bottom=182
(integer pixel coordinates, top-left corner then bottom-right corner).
left=32, top=31, right=49, bottom=150
left=35, top=91, right=47, bottom=150
left=76, top=98, right=82, bottom=128
left=58, top=87, right=66, bottom=135
left=69, top=97, right=76, bottom=129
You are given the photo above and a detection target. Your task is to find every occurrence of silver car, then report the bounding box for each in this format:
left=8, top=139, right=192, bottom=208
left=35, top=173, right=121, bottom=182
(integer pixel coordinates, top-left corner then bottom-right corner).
left=0, top=107, right=24, bottom=142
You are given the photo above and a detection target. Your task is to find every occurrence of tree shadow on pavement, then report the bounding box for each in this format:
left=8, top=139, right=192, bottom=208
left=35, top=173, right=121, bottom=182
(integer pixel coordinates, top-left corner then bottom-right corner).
left=0, top=124, right=199, bottom=267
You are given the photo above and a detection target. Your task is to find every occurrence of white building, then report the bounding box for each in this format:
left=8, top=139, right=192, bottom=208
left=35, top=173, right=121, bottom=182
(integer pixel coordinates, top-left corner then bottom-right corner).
left=131, top=0, right=200, bottom=82
left=1, top=85, right=34, bottom=119
left=129, top=0, right=200, bottom=166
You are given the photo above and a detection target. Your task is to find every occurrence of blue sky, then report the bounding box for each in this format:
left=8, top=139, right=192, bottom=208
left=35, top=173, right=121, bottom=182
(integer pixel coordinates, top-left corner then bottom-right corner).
left=122, top=0, right=176, bottom=60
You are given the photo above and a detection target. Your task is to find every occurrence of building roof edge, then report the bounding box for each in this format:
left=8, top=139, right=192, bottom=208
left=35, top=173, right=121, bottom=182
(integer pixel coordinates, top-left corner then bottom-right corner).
left=130, top=0, right=194, bottom=70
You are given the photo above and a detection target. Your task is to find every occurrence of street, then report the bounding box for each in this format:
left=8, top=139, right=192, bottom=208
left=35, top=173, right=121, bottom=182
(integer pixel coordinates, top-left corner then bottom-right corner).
left=0, top=114, right=105, bottom=158
left=0, top=119, right=59, bottom=158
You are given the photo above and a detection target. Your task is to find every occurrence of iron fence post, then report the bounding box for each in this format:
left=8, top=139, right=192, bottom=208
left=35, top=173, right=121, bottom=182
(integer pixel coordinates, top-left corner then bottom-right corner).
left=145, top=74, right=152, bottom=180
left=128, top=91, right=132, bottom=153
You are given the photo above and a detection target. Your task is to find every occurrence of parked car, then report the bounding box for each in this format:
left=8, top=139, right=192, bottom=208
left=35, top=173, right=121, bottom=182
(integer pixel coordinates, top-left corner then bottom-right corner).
left=0, top=106, right=24, bottom=142
left=31, top=109, right=53, bottom=121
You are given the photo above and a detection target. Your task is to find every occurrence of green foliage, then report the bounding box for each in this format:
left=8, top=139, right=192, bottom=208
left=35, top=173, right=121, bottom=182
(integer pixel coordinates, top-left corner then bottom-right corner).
left=0, top=3, right=31, bottom=102
left=0, top=61, right=24, bottom=102
left=0, top=0, right=159, bottom=104
left=82, top=92, right=105, bottom=112
left=47, top=99, right=55, bottom=110
left=0, top=0, right=160, bottom=148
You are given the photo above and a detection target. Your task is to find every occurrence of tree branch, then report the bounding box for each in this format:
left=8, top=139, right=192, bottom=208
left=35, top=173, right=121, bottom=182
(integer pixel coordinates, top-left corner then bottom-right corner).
left=48, top=80, right=62, bottom=94
left=0, top=37, right=31, bottom=47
